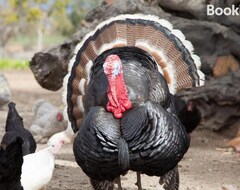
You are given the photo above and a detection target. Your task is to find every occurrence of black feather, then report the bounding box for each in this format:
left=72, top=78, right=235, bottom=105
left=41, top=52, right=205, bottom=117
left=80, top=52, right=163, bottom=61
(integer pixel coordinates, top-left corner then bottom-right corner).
left=118, top=137, right=129, bottom=170
left=129, top=101, right=189, bottom=176
left=1, top=102, right=36, bottom=156
left=90, top=178, right=114, bottom=190
left=0, top=137, right=23, bottom=190
left=159, top=165, right=179, bottom=190
left=73, top=106, right=125, bottom=181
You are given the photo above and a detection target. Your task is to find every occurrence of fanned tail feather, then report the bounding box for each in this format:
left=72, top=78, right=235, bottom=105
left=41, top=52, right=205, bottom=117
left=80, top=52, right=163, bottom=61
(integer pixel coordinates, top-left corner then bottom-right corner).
left=63, top=14, right=205, bottom=132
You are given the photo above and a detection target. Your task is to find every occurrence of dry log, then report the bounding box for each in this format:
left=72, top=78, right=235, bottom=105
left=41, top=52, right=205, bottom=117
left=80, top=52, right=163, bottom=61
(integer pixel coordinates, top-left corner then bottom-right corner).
left=157, top=0, right=240, bottom=34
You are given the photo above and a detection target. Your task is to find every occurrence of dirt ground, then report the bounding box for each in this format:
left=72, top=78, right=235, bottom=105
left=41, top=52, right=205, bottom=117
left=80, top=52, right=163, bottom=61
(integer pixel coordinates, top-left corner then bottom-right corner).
left=0, top=69, right=240, bottom=190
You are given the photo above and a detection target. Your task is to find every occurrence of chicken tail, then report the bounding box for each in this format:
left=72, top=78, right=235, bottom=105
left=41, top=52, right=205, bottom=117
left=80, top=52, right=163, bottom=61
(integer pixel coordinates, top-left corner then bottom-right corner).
left=5, top=102, right=24, bottom=131
left=118, top=137, right=129, bottom=170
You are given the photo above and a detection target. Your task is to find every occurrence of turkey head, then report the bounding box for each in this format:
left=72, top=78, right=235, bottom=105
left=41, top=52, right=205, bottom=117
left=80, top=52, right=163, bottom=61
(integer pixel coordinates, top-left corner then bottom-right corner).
left=103, top=54, right=132, bottom=118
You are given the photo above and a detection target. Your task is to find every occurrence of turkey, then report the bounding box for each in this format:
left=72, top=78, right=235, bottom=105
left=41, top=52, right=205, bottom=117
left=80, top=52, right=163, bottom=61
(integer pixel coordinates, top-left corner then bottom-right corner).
left=63, top=14, right=205, bottom=190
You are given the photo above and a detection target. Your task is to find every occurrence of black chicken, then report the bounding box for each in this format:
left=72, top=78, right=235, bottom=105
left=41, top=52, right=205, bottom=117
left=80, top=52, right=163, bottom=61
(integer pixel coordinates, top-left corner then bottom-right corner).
left=1, top=102, right=36, bottom=156
left=175, top=96, right=201, bottom=133
left=0, top=137, right=24, bottom=190
left=63, top=14, right=205, bottom=190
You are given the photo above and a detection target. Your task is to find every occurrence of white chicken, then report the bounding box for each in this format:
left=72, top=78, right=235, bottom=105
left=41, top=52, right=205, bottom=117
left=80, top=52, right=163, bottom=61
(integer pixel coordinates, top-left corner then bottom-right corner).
left=21, top=140, right=62, bottom=190
left=47, top=121, right=75, bottom=147
left=30, top=99, right=67, bottom=142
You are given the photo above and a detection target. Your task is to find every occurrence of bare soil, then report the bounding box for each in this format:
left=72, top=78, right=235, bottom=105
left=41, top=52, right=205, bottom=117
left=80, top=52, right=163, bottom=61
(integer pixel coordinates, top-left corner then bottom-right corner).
left=0, top=69, right=240, bottom=190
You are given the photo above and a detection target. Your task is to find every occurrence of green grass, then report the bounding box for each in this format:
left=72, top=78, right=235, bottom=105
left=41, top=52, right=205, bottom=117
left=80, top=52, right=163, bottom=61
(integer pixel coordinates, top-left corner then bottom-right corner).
left=0, top=59, right=29, bottom=69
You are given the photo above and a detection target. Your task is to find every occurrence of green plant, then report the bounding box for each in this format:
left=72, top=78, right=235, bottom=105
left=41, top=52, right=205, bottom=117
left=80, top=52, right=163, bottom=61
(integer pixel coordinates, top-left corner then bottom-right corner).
left=0, top=59, right=29, bottom=69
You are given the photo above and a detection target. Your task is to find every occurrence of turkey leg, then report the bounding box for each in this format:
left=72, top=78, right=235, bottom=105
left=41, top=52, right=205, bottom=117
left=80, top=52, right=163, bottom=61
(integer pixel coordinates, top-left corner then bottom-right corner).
left=114, top=176, right=123, bottom=190
left=135, top=172, right=143, bottom=190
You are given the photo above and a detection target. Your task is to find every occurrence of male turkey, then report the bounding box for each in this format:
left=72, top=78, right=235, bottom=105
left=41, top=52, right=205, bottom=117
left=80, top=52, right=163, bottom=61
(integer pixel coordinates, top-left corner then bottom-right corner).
left=63, top=14, right=205, bottom=190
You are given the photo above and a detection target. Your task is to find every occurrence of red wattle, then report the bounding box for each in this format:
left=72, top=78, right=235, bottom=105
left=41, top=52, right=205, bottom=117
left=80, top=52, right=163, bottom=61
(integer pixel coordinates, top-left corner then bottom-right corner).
left=121, top=99, right=132, bottom=110
left=113, top=109, right=123, bottom=119
left=105, top=60, right=132, bottom=118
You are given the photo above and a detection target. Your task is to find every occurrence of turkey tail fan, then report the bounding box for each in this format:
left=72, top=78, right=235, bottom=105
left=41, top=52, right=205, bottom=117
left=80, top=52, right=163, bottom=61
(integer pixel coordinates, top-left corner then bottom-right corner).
left=63, top=14, right=205, bottom=132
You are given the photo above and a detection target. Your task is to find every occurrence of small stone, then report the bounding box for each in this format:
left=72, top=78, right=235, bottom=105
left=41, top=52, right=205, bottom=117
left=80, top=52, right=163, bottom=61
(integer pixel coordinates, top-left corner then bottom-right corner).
left=213, top=55, right=239, bottom=78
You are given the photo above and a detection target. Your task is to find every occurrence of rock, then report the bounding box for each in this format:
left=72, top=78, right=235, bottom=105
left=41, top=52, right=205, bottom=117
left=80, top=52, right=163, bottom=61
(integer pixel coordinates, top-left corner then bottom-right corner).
left=213, top=55, right=239, bottom=78
left=222, top=184, right=238, bottom=190
left=0, top=74, right=11, bottom=108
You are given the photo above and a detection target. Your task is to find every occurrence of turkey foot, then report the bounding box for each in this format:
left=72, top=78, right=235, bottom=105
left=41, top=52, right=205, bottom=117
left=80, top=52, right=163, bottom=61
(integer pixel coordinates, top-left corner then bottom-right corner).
left=114, top=177, right=123, bottom=190
left=135, top=172, right=143, bottom=190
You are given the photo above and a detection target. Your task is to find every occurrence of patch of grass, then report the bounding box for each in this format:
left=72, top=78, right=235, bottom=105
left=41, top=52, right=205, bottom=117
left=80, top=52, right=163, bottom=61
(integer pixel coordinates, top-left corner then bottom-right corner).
left=0, top=59, right=29, bottom=69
